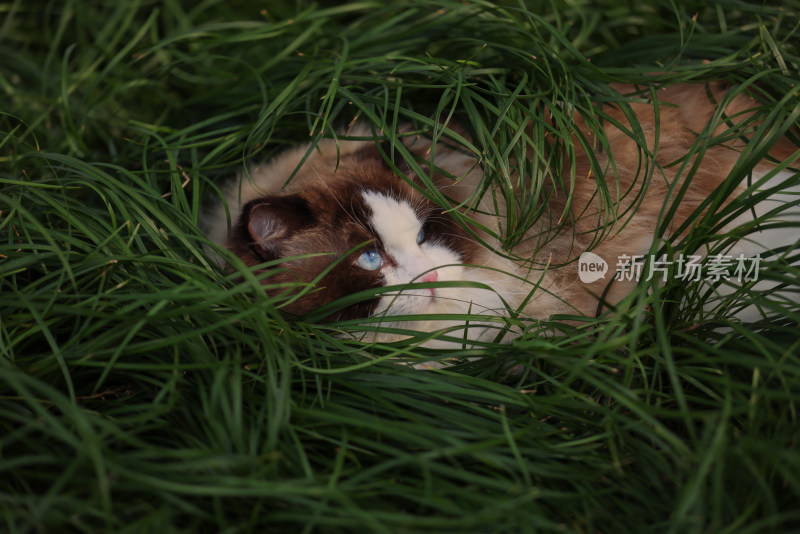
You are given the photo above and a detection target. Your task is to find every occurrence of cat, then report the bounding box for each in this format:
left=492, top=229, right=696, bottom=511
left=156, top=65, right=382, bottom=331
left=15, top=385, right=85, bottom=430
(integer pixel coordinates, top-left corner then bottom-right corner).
left=207, top=82, right=799, bottom=346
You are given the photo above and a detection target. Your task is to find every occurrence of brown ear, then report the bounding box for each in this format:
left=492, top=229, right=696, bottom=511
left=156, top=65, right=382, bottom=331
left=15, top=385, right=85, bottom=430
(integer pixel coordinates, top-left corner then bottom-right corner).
left=237, top=194, right=314, bottom=262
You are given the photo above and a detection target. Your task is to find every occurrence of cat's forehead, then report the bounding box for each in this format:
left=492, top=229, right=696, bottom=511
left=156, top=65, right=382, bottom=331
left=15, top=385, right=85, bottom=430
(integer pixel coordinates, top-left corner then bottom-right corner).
left=360, top=190, right=422, bottom=247
left=321, top=167, right=426, bottom=228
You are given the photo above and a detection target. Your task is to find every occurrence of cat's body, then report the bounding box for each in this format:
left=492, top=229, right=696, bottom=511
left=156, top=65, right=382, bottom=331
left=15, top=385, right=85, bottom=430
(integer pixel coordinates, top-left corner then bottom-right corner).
left=209, top=83, right=799, bottom=344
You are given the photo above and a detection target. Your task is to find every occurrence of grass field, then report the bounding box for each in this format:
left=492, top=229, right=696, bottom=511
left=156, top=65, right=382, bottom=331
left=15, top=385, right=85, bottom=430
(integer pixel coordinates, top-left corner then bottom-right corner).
left=2, top=1, right=800, bottom=532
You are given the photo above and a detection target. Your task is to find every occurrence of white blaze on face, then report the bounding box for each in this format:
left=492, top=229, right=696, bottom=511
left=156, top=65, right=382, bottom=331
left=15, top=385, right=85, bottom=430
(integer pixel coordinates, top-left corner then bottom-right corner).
left=361, top=191, right=463, bottom=315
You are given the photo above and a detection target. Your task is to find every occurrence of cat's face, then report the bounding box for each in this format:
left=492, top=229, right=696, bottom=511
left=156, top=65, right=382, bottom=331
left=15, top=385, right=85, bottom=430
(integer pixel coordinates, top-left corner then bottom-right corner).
left=225, top=147, right=479, bottom=321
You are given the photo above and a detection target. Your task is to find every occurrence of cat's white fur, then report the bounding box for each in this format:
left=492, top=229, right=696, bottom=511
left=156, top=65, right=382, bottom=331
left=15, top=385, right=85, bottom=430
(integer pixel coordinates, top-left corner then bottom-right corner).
left=708, top=168, right=800, bottom=321
left=361, top=190, right=517, bottom=345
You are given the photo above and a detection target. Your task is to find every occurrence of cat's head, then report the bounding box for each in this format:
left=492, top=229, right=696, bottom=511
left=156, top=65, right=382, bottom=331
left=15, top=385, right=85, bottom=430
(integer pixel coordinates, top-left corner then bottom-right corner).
left=225, top=144, right=480, bottom=321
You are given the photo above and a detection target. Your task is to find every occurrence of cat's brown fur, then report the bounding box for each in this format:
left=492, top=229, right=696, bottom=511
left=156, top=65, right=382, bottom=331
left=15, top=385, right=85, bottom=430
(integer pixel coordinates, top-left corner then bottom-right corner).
left=521, top=82, right=798, bottom=315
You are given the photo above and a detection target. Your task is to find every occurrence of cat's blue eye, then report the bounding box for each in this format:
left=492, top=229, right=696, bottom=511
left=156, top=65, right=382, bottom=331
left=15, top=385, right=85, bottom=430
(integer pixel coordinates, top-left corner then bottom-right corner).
left=416, top=228, right=425, bottom=245
left=356, top=248, right=383, bottom=271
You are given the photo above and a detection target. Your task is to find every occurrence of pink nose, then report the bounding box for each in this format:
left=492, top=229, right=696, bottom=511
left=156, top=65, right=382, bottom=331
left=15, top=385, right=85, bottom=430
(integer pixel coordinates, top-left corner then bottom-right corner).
left=421, top=270, right=439, bottom=283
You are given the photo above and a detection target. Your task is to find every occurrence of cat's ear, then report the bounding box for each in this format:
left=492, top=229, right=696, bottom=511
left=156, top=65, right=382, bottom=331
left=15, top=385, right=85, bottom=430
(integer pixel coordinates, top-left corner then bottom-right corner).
left=242, top=195, right=313, bottom=260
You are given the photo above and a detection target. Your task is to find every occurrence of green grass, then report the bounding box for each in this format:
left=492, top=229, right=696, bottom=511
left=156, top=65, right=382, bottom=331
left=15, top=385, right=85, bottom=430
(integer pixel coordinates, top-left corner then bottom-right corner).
left=2, top=1, right=800, bottom=532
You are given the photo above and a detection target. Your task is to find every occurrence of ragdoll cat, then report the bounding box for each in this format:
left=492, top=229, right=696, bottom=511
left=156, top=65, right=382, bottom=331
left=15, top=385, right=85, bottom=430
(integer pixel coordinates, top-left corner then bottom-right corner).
left=208, top=82, right=799, bottom=344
